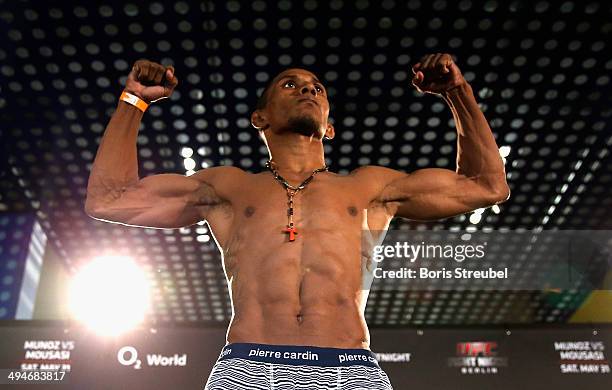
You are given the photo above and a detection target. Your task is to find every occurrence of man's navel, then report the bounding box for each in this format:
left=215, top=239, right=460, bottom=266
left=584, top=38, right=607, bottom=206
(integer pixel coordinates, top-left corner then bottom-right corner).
left=244, top=206, right=255, bottom=217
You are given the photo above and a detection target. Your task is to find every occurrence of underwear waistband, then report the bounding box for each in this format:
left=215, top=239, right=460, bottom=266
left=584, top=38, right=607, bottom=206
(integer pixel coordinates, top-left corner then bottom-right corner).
left=217, top=342, right=380, bottom=368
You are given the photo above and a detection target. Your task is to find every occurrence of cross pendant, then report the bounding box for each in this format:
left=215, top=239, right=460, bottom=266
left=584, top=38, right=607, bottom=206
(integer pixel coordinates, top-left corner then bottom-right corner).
left=284, top=225, right=298, bottom=241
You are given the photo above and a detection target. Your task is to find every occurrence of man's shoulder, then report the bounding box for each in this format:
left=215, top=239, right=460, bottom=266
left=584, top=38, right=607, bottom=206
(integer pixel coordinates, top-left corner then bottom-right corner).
left=348, top=165, right=409, bottom=181
left=340, top=166, right=411, bottom=199
left=189, top=165, right=249, bottom=185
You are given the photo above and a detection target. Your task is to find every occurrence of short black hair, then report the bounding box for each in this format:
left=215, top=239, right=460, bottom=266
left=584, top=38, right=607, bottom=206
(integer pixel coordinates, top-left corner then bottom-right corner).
left=255, top=77, right=276, bottom=110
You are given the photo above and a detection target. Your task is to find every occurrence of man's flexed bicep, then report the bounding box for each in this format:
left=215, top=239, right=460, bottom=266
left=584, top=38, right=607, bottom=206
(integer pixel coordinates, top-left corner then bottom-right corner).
left=84, top=58, right=245, bottom=229
left=373, top=166, right=509, bottom=221
left=85, top=166, right=241, bottom=229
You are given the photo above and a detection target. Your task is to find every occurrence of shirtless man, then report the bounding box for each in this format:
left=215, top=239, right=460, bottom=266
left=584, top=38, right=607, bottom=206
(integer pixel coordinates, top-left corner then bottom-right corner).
left=85, top=53, right=509, bottom=389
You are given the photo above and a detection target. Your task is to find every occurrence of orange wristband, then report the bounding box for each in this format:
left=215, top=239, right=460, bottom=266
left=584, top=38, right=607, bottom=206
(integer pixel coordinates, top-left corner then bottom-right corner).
left=120, top=91, right=149, bottom=112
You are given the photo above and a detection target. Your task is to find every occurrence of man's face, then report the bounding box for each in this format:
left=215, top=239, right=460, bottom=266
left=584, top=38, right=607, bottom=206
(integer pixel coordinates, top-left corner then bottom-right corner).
left=258, top=68, right=332, bottom=138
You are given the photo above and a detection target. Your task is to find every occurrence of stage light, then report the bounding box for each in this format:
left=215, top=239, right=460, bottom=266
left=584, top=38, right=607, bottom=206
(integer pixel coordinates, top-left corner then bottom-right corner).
left=67, top=255, right=151, bottom=336
left=469, top=213, right=482, bottom=224
left=183, top=157, right=196, bottom=170
left=197, top=234, right=210, bottom=243
left=499, top=145, right=511, bottom=158
left=180, top=146, right=194, bottom=158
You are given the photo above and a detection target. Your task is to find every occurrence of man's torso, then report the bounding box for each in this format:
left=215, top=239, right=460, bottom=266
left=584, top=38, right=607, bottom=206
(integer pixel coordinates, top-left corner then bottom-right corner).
left=202, top=167, right=395, bottom=349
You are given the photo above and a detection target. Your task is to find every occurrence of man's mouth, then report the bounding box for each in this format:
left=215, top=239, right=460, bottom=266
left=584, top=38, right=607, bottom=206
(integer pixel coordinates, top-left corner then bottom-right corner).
left=297, top=98, right=318, bottom=106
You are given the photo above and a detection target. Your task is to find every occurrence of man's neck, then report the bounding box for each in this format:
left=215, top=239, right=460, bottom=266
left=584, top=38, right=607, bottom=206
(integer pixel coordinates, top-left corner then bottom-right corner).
left=266, top=133, right=326, bottom=175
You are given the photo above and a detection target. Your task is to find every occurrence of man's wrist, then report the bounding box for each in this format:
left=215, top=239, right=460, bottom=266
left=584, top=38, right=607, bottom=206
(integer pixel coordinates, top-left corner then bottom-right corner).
left=440, top=82, right=474, bottom=108
left=119, top=90, right=149, bottom=112
left=442, top=81, right=471, bottom=98
left=443, top=81, right=472, bottom=96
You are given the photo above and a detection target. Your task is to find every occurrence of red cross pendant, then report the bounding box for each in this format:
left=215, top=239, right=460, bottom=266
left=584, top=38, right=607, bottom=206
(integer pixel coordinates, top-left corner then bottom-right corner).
left=284, top=225, right=298, bottom=241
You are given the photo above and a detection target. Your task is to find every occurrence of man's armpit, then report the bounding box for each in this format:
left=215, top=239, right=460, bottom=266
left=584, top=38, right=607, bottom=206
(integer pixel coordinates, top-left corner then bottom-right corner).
left=191, top=180, right=226, bottom=208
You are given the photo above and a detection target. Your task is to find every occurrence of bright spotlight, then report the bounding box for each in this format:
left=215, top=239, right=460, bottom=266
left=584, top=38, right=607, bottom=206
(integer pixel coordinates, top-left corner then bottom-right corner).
left=183, top=157, right=196, bottom=170
left=469, top=213, right=482, bottom=224
left=499, top=145, right=511, bottom=158
left=180, top=147, right=194, bottom=158
left=68, top=255, right=151, bottom=336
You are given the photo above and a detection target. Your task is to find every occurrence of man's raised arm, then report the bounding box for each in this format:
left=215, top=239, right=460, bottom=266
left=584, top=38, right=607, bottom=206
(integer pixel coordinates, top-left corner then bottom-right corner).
left=375, top=53, right=510, bottom=221
left=85, top=59, right=239, bottom=229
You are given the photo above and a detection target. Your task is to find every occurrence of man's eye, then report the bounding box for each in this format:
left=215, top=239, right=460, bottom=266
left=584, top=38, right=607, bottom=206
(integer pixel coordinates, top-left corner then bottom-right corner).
left=283, top=81, right=296, bottom=88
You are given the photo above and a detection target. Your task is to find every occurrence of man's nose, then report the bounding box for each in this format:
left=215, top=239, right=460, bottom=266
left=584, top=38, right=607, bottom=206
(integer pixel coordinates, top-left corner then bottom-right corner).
left=300, top=85, right=317, bottom=96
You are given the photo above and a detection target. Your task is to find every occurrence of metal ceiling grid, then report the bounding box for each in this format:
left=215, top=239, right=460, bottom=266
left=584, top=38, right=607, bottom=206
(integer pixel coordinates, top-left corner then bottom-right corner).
left=1, top=0, right=611, bottom=326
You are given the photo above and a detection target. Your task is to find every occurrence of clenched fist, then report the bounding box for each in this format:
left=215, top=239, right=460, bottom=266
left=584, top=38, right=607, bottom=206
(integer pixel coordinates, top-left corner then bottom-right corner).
left=125, top=59, right=179, bottom=103
left=411, top=53, right=465, bottom=95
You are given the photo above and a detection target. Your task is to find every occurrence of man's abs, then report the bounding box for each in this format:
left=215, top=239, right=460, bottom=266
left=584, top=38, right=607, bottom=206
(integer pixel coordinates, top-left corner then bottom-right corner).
left=223, top=234, right=371, bottom=349
left=227, top=284, right=370, bottom=349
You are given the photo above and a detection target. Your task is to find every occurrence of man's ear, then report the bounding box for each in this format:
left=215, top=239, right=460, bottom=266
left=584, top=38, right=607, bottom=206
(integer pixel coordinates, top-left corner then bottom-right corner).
left=251, top=110, right=268, bottom=131
left=323, top=123, right=335, bottom=140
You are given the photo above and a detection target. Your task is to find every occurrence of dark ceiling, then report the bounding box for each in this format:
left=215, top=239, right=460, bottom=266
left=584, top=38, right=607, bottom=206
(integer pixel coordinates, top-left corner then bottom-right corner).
left=1, top=0, right=611, bottom=326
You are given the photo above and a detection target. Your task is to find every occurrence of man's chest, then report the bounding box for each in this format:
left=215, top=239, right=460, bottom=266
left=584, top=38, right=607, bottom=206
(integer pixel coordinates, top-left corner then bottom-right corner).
left=223, top=175, right=390, bottom=230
